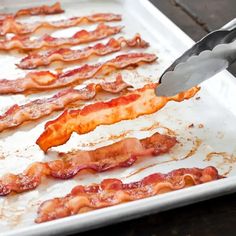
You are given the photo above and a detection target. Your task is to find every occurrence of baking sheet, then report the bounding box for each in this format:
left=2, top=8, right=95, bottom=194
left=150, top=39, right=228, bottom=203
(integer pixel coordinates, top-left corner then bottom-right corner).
left=0, top=0, right=236, bottom=235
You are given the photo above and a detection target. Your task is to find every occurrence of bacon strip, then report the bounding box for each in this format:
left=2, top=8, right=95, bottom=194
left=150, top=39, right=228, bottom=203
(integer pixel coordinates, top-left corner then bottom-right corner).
left=0, top=75, right=131, bottom=132
left=0, top=2, right=64, bottom=20
left=0, top=13, right=121, bottom=36
left=18, top=34, right=148, bottom=69
left=0, top=132, right=177, bottom=196
left=0, top=23, right=122, bottom=51
left=35, top=166, right=222, bottom=223
left=36, top=84, right=199, bottom=152
left=0, top=53, right=156, bottom=94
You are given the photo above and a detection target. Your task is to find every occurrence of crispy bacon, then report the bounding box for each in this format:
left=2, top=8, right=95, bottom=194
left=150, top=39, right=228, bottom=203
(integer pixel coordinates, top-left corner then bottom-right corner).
left=0, top=2, right=64, bottom=20
left=0, top=53, right=157, bottom=94
left=0, top=75, right=131, bottom=132
left=0, top=13, right=121, bottom=36
left=35, top=166, right=222, bottom=223
left=0, top=23, right=122, bottom=51
left=0, top=132, right=177, bottom=196
left=18, top=34, right=148, bottom=69
left=36, top=83, right=199, bottom=152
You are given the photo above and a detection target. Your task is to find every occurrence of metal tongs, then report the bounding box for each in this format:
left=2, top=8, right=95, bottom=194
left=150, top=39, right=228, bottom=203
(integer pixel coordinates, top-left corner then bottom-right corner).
left=156, top=18, right=236, bottom=97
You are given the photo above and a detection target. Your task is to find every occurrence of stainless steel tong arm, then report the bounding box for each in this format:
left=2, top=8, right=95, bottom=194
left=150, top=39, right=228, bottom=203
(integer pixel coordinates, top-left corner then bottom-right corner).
left=156, top=18, right=236, bottom=97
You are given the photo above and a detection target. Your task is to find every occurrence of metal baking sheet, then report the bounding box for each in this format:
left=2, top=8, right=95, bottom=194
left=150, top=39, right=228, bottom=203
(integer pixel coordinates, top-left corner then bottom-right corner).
left=1, top=0, right=236, bottom=235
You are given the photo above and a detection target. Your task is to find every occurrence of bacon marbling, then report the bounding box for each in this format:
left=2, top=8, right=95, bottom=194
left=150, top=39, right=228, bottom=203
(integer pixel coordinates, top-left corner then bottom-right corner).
left=36, top=83, right=199, bottom=152
left=0, top=53, right=156, bottom=94
left=0, top=132, right=176, bottom=196
left=0, top=74, right=131, bottom=132
left=35, top=166, right=222, bottom=223
left=18, top=34, right=148, bottom=69
left=0, top=2, right=64, bottom=20
left=0, top=13, right=121, bottom=36
left=0, top=23, right=122, bottom=51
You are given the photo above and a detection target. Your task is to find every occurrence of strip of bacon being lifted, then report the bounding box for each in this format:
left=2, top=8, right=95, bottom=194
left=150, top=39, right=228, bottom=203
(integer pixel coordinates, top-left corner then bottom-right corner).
left=0, top=2, right=64, bottom=20
left=0, top=132, right=177, bottom=196
left=36, top=83, right=200, bottom=152
left=0, top=13, right=121, bottom=36
left=0, top=75, right=131, bottom=132
left=35, top=166, right=222, bottom=223
left=0, top=53, right=156, bottom=94
left=18, top=34, right=148, bottom=69
left=0, top=23, right=122, bottom=51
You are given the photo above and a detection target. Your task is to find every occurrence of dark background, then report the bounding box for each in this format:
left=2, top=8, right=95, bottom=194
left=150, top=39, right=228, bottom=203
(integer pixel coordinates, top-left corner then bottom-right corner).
left=73, top=1, right=236, bottom=235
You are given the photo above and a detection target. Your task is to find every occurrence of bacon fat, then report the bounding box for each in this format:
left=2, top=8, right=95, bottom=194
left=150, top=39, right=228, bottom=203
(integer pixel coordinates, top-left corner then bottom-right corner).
left=0, top=132, right=176, bottom=196
left=0, top=53, right=157, bottom=94
left=36, top=83, right=199, bottom=152
left=18, top=34, right=148, bottom=69
left=35, top=166, right=222, bottom=223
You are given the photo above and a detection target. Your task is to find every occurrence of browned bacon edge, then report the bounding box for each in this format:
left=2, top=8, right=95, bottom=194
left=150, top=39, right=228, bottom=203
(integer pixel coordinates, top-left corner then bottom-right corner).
left=0, top=2, right=64, bottom=20
left=0, top=74, right=131, bottom=132
left=0, top=53, right=157, bottom=94
left=0, top=132, right=177, bottom=196
left=35, top=166, right=222, bottom=223
left=0, top=23, right=122, bottom=51
left=0, top=13, right=121, bottom=36
left=36, top=83, right=199, bottom=152
left=18, top=34, right=148, bottom=69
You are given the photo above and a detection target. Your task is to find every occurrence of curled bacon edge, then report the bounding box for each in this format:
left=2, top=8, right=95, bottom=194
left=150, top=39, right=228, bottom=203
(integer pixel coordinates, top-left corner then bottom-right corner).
left=0, top=74, right=132, bottom=133
left=0, top=23, right=123, bottom=51
left=0, top=132, right=177, bottom=196
left=0, top=13, right=121, bottom=36
left=0, top=53, right=157, bottom=94
left=35, top=166, right=222, bottom=223
left=0, top=2, right=64, bottom=20
left=18, top=34, right=149, bottom=69
left=36, top=83, right=200, bottom=152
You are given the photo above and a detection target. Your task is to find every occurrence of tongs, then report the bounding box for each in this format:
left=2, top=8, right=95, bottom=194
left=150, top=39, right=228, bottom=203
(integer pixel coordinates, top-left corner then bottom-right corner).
left=156, top=18, right=236, bottom=96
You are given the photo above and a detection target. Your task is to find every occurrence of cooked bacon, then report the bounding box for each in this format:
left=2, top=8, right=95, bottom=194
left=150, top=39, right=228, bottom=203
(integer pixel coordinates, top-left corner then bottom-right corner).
left=0, top=2, right=64, bottom=20
left=0, top=53, right=157, bottom=94
left=0, top=13, right=121, bottom=36
left=35, top=166, right=222, bottom=223
left=18, top=34, right=148, bottom=69
left=0, top=74, right=131, bottom=132
left=36, top=83, right=199, bottom=152
left=0, top=23, right=122, bottom=51
left=0, top=132, right=177, bottom=196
